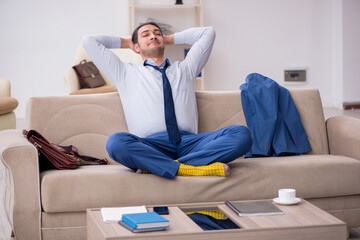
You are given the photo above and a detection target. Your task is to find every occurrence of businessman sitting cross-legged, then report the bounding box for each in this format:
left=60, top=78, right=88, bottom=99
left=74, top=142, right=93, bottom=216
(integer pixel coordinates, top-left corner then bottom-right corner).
left=82, top=22, right=253, bottom=179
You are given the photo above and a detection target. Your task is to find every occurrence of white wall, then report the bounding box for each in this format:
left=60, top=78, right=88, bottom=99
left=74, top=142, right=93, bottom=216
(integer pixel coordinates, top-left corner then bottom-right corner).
left=342, top=0, right=360, bottom=103
left=0, top=0, right=359, bottom=118
left=203, top=0, right=335, bottom=106
left=0, top=0, right=129, bottom=118
left=331, top=0, right=343, bottom=109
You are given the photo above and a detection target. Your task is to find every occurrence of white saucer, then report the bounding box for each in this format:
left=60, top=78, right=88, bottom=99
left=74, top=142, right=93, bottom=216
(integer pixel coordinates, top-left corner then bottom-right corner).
left=273, top=197, right=301, bottom=205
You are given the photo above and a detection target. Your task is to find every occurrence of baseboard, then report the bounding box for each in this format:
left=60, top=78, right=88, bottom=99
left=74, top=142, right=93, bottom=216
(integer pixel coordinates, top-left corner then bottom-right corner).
left=343, top=102, right=360, bottom=110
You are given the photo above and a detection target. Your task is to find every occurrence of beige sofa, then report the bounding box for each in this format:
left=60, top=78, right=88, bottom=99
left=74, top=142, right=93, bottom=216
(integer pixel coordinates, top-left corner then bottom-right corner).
left=0, top=78, right=18, bottom=130
left=1, top=89, right=360, bottom=240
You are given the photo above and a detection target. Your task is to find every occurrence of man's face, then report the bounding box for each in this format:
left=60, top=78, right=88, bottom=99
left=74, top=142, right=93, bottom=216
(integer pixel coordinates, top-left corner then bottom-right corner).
left=134, top=24, right=165, bottom=58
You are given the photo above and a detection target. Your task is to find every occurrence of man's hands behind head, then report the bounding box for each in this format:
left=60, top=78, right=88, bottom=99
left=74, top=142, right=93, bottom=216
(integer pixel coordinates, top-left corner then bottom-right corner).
left=121, top=37, right=138, bottom=54
left=163, top=34, right=174, bottom=46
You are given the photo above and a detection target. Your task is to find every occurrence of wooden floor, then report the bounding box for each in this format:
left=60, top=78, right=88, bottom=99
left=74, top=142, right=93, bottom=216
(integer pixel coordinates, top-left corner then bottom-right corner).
left=1, top=108, right=360, bottom=240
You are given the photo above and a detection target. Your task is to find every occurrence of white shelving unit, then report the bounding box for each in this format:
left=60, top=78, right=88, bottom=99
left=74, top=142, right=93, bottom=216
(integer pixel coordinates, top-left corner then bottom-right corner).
left=129, top=0, right=204, bottom=90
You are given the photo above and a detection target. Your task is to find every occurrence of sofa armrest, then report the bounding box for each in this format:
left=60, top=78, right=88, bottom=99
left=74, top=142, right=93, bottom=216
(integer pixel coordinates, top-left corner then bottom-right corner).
left=64, top=67, right=81, bottom=95
left=327, top=116, right=360, bottom=160
left=0, top=129, right=41, bottom=240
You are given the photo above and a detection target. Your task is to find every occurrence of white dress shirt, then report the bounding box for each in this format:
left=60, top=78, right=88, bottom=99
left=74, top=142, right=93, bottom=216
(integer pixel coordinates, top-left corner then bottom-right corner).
left=82, top=27, right=215, bottom=138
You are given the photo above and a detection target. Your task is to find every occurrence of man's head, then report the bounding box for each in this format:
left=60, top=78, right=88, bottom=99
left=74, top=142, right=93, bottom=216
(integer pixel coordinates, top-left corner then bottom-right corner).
left=132, top=22, right=165, bottom=59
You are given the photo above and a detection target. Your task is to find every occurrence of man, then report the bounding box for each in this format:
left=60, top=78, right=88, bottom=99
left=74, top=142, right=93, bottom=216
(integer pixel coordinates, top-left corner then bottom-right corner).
left=83, top=22, right=253, bottom=179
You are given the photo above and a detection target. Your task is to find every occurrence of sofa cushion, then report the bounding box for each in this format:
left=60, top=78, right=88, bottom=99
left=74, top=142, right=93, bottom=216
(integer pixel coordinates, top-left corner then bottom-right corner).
left=196, top=89, right=328, bottom=155
left=26, top=93, right=128, bottom=163
left=70, top=85, right=117, bottom=95
left=40, top=154, right=360, bottom=213
left=0, top=97, right=18, bottom=114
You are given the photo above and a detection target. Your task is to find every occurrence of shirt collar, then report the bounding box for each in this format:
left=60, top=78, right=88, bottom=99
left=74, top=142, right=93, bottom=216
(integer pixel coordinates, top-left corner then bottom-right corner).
left=142, top=58, right=172, bottom=68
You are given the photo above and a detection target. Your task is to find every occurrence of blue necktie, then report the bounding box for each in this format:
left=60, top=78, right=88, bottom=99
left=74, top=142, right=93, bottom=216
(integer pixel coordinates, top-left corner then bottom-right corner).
left=145, top=62, right=181, bottom=144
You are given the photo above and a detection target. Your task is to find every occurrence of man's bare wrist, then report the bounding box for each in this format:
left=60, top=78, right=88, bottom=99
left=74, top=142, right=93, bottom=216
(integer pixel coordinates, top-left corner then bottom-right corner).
left=164, top=35, right=174, bottom=45
left=120, top=38, right=132, bottom=49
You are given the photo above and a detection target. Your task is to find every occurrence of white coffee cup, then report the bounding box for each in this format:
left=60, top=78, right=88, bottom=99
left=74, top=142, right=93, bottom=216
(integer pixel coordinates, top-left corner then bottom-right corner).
left=278, top=188, right=296, bottom=203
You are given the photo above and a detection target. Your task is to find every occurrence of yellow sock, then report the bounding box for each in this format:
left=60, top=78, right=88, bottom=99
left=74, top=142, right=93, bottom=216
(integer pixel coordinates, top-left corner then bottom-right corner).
left=185, top=210, right=226, bottom=220
left=136, top=169, right=150, bottom=174
left=176, top=162, right=228, bottom=177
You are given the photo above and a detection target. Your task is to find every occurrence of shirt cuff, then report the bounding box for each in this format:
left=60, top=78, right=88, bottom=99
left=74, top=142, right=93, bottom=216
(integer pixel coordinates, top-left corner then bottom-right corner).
left=111, top=36, right=122, bottom=48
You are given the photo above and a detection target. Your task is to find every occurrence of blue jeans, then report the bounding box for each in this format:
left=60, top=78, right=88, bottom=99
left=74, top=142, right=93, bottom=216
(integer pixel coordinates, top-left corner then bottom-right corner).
left=106, top=125, right=253, bottom=179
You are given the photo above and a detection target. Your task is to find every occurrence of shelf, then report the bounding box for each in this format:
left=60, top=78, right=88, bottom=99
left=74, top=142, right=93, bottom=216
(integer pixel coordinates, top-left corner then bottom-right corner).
left=130, top=4, right=201, bottom=9
left=129, top=0, right=204, bottom=90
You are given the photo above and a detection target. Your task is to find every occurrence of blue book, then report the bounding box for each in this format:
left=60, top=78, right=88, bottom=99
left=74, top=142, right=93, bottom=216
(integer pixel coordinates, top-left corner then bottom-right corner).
left=118, top=220, right=167, bottom=233
left=122, top=212, right=169, bottom=229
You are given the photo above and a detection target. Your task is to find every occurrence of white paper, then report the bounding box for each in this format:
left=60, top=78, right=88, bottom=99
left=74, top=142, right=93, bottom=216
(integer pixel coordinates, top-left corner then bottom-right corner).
left=101, top=205, right=148, bottom=223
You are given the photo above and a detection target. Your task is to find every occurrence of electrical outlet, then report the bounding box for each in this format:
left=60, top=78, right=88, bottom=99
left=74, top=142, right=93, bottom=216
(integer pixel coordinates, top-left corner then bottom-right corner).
left=284, top=70, right=306, bottom=82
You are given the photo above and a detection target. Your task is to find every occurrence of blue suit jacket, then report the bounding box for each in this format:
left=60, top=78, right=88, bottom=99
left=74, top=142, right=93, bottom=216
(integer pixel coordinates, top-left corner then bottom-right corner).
left=240, top=73, right=311, bottom=157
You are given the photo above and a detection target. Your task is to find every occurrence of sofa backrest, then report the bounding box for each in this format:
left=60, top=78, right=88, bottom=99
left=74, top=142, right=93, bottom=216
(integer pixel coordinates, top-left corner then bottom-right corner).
left=196, top=89, right=329, bottom=156
left=25, top=89, right=328, bottom=163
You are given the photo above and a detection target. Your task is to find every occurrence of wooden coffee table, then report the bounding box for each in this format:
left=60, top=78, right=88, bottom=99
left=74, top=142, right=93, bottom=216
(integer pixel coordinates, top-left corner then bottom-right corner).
left=86, top=199, right=346, bottom=240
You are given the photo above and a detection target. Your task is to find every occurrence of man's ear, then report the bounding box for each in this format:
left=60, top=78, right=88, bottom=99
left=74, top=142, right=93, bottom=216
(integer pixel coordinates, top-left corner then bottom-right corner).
left=134, top=43, right=140, bottom=54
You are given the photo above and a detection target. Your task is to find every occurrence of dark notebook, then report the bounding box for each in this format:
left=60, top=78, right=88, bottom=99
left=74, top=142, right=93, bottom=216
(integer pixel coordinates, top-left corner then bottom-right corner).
left=118, top=220, right=168, bottom=233
left=225, top=200, right=284, bottom=217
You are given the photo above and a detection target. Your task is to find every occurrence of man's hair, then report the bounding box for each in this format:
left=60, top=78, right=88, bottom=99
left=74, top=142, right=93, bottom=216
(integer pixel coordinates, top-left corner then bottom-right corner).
left=131, top=22, right=163, bottom=44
